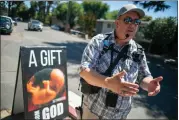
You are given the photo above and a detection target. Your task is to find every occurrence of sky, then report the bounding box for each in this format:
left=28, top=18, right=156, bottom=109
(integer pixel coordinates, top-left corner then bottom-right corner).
left=103, top=1, right=178, bottom=19
left=25, top=1, right=178, bottom=19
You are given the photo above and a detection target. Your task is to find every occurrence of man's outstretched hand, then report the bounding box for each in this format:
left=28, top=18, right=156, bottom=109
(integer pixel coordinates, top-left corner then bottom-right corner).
left=105, top=70, right=139, bottom=97
left=148, top=76, right=163, bottom=96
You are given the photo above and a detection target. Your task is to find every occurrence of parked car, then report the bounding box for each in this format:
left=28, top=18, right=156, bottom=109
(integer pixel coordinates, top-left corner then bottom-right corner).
left=70, top=29, right=84, bottom=35
left=0, top=16, right=13, bottom=35
left=12, top=18, right=18, bottom=26
left=51, top=24, right=60, bottom=31
left=1, top=16, right=17, bottom=26
left=28, top=20, right=43, bottom=31
left=51, top=24, right=65, bottom=31
left=14, top=17, right=22, bottom=22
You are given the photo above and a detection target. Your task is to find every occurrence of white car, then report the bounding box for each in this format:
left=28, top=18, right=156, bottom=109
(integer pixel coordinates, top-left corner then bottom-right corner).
left=28, top=20, right=43, bottom=31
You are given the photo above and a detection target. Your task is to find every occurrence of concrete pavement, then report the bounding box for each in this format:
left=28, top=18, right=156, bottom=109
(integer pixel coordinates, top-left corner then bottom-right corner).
left=1, top=22, right=175, bottom=119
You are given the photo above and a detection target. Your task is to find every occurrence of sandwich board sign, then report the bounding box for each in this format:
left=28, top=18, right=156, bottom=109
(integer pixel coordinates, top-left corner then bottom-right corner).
left=12, top=46, right=69, bottom=119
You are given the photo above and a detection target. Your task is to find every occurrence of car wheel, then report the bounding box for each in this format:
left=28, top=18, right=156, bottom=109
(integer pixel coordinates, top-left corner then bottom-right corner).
left=7, top=32, right=11, bottom=35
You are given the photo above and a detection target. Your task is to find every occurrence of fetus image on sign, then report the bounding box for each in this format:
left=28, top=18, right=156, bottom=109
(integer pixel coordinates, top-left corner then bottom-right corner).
left=26, top=68, right=65, bottom=111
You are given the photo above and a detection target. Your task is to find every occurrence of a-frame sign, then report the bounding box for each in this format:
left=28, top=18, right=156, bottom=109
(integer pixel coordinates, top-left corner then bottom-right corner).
left=11, top=46, right=69, bottom=120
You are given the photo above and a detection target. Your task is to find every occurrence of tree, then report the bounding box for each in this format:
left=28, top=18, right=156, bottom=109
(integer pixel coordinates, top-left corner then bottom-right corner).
left=142, top=17, right=177, bottom=55
left=53, top=1, right=82, bottom=28
left=105, top=10, right=118, bottom=20
left=6, top=1, right=24, bottom=17
left=0, top=1, right=8, bottom=15
left=28, top=1, right=38, bottom=19
left=68, top=1, right=83, bottom=28
left=53, top=2, right=68, bottom=24
left=17, top=3, right=29, bottom=21
left=134, top=1, right=170, bottom=12
left=37, top=1, right=46, bottom=22
left=46, top=1, right=53, bottom=16
left=141, top=15, right=152, bottom=21
left=79, top=1, right=109, bottom=37
left=133, top=1, right=175, bottom=56
left=82, top=1, right=109, bottom=19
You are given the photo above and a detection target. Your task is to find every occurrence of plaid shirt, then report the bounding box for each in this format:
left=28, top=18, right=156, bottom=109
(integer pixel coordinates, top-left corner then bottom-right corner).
left=80, top=31, right=152, bottom=119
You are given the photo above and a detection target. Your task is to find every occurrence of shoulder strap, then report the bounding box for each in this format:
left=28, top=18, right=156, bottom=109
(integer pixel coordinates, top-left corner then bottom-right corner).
left=104, top=44, right=130, bottom=76
left=131, top=43, right=144, bottom=63
left=98, top=33, right=114, bottom=60
left=136, top=43, right=144, bottom=52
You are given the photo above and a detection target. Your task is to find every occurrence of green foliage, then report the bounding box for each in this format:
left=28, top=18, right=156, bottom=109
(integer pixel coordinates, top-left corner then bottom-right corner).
left=105, top=10, right=118, bottom=20
left=45, top=14, right=52, bottom=25
left=78, top=12, right=96, bottom=37
left=79, top=1, right=109, bottom=37
left=141, top=15, right=152, bottom=21
left=37, top=1, right=46, bottom=22
left=143, top=17, right=177, bottom=55
left=68, top=1, right=83, bottom=28
left=82, top=1, right=109, bottom=19
left=0, top=2, right=8, bottom=15
left=28, top=1, right=38, bottom=19
left=53, top=1, right=82, bottom=28
left=54, top=2, right=68, bottom=22
left=17, top=3, right=29, bottom=21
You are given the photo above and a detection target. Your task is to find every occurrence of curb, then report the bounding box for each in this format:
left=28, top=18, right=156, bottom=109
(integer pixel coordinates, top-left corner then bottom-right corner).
left=68, top=91, right=81, bottom=119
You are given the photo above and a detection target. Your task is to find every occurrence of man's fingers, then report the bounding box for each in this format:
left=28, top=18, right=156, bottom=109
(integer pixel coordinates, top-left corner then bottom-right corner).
left=153, top=76, right=163, bottom=82
left=148, top=91, right=158, bottom=96
left=123, top=82, right=139, bottom=88
left=119, top=91, right=137, bottom=97
left=148, top=91, right=154, bottom=96
left=121, top=86, right=139, bottom=94
left=148, top=88, right=160, bottom=96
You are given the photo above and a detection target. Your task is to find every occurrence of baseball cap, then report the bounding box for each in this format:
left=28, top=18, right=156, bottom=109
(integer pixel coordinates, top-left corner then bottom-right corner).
left=117, top=4, right=145, bottom=19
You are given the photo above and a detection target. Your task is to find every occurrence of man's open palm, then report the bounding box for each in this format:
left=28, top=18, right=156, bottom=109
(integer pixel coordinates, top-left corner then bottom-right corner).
left=148, top=76, right=163, bottom=96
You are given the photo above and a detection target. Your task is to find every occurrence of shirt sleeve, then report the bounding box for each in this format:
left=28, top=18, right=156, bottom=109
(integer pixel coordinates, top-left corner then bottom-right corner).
left=137, top=51, right=153, bottom=84
left=79, top=34, right=103, bottom=73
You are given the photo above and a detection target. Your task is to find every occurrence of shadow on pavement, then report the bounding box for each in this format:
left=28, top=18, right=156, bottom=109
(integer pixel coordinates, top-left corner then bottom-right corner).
left=44, top=41, right=178, bottom=119
left=134, top=54, right=178, bottom=120
left=43, top=41, right=88, bottom=64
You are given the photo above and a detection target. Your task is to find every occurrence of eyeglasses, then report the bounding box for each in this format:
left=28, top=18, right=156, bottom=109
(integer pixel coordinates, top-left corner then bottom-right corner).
left=123, top=17, right=141, bottom=25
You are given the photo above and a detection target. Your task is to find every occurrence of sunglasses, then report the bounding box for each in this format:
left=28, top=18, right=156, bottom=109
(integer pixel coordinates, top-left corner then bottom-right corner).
left=123, top=17, right=141, bottom=25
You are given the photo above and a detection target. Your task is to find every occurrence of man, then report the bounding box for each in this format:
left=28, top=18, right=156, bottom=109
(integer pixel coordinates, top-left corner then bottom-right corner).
left=79, top=4, right=163, bottom=119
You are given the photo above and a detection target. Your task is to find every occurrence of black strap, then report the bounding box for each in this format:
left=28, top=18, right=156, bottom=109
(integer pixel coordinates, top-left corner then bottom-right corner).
left=78, top=33, right=112, bottom=91
left=98, top=33, right=113, bottom=60
left=104, top=44, right=130, bottom=76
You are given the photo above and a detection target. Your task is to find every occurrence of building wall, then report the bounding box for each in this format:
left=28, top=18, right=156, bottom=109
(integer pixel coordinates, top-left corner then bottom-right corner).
left=96, top=21, right=103, bottom=34
left=101, top=22, right=115, bottom=33
left=96, top=21, right=115, bottom=34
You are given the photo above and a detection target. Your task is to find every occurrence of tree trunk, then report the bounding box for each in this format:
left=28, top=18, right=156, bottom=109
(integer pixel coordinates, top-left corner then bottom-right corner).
left=8, top=1, right=12, bottom=16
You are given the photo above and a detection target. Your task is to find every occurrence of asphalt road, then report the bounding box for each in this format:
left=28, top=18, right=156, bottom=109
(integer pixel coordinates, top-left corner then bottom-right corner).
left=1, top=22, right=177, bottom=119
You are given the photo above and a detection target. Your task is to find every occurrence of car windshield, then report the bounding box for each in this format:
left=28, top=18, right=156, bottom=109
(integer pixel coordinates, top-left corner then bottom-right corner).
left=32, top=20, right=40, bottom=24
left=0, top=17, right=11, bottom=23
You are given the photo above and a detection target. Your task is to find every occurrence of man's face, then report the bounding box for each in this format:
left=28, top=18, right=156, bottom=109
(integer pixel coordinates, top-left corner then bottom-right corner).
left=115, top=11, right=140, bottom=39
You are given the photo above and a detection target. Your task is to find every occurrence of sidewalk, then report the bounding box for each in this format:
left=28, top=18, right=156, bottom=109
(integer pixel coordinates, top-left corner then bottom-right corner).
left=1, top=90, right=168, bottom=120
